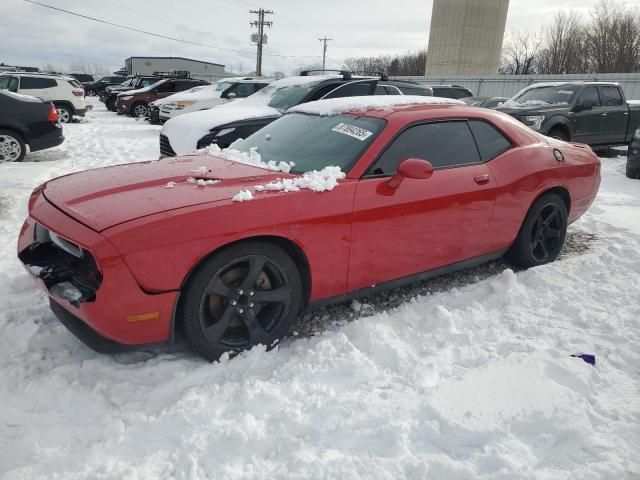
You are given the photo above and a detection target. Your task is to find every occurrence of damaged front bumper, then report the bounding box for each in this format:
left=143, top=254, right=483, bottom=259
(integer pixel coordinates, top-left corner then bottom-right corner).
left=17, top=193, right=178, bottom=349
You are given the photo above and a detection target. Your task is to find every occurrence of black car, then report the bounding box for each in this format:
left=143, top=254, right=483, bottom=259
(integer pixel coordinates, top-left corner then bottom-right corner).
left=462, top=96, right=508, bottom=108
left=0, top=90, right=63, bottom=163
left=84, top=75, right=126, bottom=96
left=627, top=123, right=640, bottom=179
left=422, top=85, right=474, bottom=99
left=69, top=73, right=94, bottom=89
left=160, top=71, right=434, bottom=156
left=497, top=82, right=640, bottom=146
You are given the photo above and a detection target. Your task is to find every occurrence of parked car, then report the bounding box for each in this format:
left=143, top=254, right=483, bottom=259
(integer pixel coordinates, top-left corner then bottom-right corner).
left=498, top=82, right=640, bottom=146
left=101, top=75, right=159, bottom=111
left=84, top=75, right=126, bottom=96
left=627, top=125, right=640, bottom=179
left=421, top=85, right=474, bottom=99
left=160, top=72, right=434, bottom=156
left=17, top=96, right=600, bottom=359
left=116, top=78, right=210, bottom=117
left=68, top=73, right=95, bottom=89
left=151, top=77, right=273, bottom=124
left=0, top=90, right=63, bottom=162
left=0, top=72, right=87, bottom=123
left=462, top=96, right=508, bottom=108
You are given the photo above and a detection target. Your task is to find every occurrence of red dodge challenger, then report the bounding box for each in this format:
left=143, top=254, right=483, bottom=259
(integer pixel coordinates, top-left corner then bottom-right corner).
left=17, top=96, right=601, bottom=360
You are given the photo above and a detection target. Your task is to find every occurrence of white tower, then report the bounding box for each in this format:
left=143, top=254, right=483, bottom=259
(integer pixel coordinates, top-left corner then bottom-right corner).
left=425, top=0, right=510, bottom=75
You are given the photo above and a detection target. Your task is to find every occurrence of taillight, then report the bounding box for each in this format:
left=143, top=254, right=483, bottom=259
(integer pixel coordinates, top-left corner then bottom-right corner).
left=47, top=104, right=59, bottom=123
left=72, top=89, right=84, bottom=97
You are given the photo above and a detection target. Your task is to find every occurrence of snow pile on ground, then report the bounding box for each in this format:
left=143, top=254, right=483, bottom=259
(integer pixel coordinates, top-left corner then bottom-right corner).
left=289, top=95, right=464, bottom=116
left=0, top=99, right=638, bottom=479
left=206, top=144, right=293, bottom=173
left=232, top=189, right=253, bottom=202
left=255, top=166, right=346, bottom=193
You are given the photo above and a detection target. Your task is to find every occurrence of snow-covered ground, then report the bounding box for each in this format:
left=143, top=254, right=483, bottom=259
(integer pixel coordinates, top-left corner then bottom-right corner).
left=0, top=98, right=638, bottom=479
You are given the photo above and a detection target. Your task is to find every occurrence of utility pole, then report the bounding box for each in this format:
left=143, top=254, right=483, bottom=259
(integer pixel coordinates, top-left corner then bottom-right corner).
left=319, top=36, right=333, bottom=71
left=250, top=8, right=273, bottom=76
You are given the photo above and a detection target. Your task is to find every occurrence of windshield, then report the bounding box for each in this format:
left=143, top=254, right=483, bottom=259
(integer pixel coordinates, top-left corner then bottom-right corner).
left=214, top=81, right=233, bottom=91
left=231, top=113, right=386, bottom=173
left=506, top=85, right=579, bottom=107
left=243, top=82, right=320, bottom=111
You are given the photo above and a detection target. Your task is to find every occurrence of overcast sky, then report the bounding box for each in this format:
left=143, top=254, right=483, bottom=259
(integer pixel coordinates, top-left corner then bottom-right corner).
left=0, top=0, right=619, bottom=75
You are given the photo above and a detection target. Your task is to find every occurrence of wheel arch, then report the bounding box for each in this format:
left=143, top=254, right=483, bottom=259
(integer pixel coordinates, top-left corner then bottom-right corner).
left=53, top=101, right=75, bottom=114
left=0, top=125, right=29, bottom=146
left=529, top=185, right=572, bottom=218
left=171, top=235, right=312, bottom=342
left=544, top=116, right=572, bottom=140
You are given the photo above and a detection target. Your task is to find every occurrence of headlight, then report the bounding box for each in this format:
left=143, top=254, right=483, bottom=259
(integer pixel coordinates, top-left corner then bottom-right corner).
left=524, top=115, right=545, bottom=131
left=634, top=128, right=640, bottom=140
left=175, top=101, right=195, bottom=110
left=119, top=95, right=133, bottom=101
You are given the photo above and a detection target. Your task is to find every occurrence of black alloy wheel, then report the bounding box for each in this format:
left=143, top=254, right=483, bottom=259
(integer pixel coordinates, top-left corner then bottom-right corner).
left=529, top=203, right=564, bottom=262
left=182, top=242, right=302, bottom=361
left=507, top=193, right=568, bottom=269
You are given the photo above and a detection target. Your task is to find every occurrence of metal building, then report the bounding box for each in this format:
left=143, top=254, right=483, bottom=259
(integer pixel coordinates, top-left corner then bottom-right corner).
left=425, top=0, right=509, bottom=76
left=124, top=57, right=226, bottom=82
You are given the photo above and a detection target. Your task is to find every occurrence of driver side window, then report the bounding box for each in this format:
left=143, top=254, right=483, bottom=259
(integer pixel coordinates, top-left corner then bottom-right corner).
left=226, top=83, right=255, bottom=98
left=577, top=87, right=601, bottom=107
left=367, top=121, right=480, bottom=176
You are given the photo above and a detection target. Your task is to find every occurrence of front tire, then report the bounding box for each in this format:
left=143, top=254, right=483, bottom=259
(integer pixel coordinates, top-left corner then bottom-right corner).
left=548, top=128, right=569, bottom=142
left=181, top=241, right=303, bottom=361
left=626, top=162, right=639, bottom=179
left=131, top=102, right=148, bottom=118
left=0, top=130, right=26, bottom=163
left=507, top=193, right=568, bottom=269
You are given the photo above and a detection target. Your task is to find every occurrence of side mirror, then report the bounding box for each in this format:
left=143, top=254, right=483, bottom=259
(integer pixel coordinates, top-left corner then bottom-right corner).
left=575, top=99, right=595, bottom=112
left=387, top=158, right=433, bottom=189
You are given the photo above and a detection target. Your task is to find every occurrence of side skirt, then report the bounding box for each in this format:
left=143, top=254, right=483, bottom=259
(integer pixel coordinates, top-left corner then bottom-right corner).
left=307, top=249, right=507, bottom=311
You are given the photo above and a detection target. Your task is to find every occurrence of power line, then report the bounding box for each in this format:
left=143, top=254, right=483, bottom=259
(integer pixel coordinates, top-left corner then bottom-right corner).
left=22, top=0, right=324, bottom=61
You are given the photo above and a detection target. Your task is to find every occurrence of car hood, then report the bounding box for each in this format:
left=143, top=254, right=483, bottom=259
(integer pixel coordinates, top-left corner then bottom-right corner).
left=162, top=101, right=281, bottom=155
left=42, top=155, right=294, bottom=232
left=496, top=104, right=568, bottom=116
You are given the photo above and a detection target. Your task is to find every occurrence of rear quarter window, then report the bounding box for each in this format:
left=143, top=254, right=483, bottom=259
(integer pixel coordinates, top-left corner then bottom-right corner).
left=468, top=120, right=512, bottom=161
left=19, top=77, right=57, bottom=89
left=600, top=86, right=623, bottom=106
left=398, top=86, right=430, bottom=96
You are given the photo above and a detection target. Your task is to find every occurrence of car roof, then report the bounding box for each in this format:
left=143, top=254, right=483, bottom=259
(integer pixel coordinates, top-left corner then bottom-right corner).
left=6, top=72, right=76, bottom=81
left=528, top=81, right=620, bottom=88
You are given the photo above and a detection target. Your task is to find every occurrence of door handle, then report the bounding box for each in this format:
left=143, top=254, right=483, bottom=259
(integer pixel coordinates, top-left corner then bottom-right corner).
left=600, top=113, right=608, bottom=117
left=474, top=174, right=491, bottom=185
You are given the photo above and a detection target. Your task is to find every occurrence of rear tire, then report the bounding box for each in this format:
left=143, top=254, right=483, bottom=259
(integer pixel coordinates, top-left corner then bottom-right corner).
left=626, top=162, right=639, bottom=179
left=181, top=241, right=303, bottom=361
left=0, top=129, right=26, bottom=163
left=55, top=105, right=72, bottom=124
left=507, top=193, right=568, bottom=269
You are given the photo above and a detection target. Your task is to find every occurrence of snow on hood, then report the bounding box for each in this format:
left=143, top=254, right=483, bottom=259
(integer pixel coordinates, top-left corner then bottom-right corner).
left=289, top=95, right=465, bottom=116
left=162, top=101, right=280, bottom=155
left=0, top=90, right=42, bottom=103
left=41, top=155, right=297, bottom=231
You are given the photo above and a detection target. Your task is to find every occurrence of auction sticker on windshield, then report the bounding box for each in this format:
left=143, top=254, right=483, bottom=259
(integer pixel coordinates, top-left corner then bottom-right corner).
left=331, top=123, right=374, bottom=141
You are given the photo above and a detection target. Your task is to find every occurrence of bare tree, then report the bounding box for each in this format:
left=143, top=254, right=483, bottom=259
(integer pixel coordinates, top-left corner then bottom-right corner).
left=499, top=30, right=542, bottom=74
left=342, top=50, right=426, bottom=76
left=586, top=0, right=640, bottom=73
left=536, top=11, right=588, bottom=74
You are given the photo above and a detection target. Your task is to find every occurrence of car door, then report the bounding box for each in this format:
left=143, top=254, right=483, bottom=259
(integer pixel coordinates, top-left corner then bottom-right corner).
left=348, top=120, right=498, bottom=292
left=598, top=86, right=628, bottom=145
left=153, top=80, right=177, bottom=101
left=570, top=86, right=604, bottom=144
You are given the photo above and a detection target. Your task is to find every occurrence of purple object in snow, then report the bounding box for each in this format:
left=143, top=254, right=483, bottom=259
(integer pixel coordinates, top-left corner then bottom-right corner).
left=571, top=353, right=596, bottom=366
